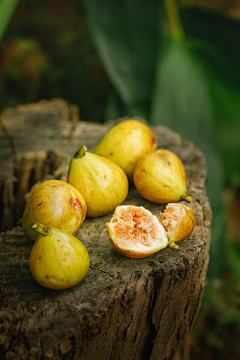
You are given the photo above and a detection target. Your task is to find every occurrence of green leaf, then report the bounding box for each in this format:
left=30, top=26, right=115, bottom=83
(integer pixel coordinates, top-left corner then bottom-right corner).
left=150, top=39, right=223, bottom=203
left=84, top=0, right=161, bottom=120
left=188, top=40, right=240, bottom=188
left=0, top=0, right=20, bottom=43
left=149, top=38, right=225, bottom=277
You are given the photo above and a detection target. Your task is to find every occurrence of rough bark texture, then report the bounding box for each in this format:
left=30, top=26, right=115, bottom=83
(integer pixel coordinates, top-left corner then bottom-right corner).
left=0, top=99, right=212, bottom=360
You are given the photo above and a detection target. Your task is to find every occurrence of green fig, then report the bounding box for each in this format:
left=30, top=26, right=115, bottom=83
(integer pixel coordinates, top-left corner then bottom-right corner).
left=29, top=223, right=89, bottom=290
left=67, top=145, right=129, bottom=218
left=19, top=180, right=87, bottom=241
left=133, top=149, right=192, bottom=204
left=93, top=119, right=157, bottom=181
left=159, top=203, right=196, bottom=250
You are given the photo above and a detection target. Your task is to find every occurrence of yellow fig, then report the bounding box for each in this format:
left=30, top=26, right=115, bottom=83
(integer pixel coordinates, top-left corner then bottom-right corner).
left=159, top=203, right=196, bottom=250
left=19, top=180, right=87, bottom=241
left=107, top=205, right=168, bottom=258
left=29, top=223, right=89, bottom=290
left=93, top=119, right=157, bottom=181
left=133, top=149, right=192, bottom=204
left=67, top=145, right=129, bottom=218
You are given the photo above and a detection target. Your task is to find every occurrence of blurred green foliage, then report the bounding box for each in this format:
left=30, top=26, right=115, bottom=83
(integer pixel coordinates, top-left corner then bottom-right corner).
left=192, top=237, right=240, bottom=359
left=0, top=0, right=111, bottom=122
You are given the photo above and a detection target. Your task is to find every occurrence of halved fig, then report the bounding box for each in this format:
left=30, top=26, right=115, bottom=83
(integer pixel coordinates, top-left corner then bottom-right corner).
left=159, top=203, right=195, bottom=250
left=106, top=205, right=168, bottom=258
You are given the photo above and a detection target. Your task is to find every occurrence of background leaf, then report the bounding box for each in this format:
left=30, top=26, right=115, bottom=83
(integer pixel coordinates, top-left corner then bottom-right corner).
left=84, top=0, right=161, bottom=119
left=149, top=37, right=226, bottom=276
left=0, top=0, right=20, bottom=43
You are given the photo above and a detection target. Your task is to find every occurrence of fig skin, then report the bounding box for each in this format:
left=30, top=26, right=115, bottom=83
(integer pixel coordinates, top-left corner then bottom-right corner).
left=67, top=146, right=129, bottom=218
left=92, top=119, right=157, bottom=181
left=30, top=223, right=89, bottom=290
left=133, top=149, right=192, bottom=204
left=159, top=203, right=196, bottom=250
left=20, top=180, right=87, bottom=241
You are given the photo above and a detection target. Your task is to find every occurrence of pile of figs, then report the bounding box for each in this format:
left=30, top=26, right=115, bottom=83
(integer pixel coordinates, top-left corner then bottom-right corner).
left=19, top=119, right=196, bottom=290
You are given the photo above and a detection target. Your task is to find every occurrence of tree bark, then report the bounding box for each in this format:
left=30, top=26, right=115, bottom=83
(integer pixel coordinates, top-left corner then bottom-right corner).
left=0, top=99, right=211, bottom=360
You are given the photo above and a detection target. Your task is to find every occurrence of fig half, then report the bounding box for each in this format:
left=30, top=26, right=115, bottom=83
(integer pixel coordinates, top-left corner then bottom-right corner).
left=159, top=203, right=196, bottom=250
left=107, top=205, right=168, bottom=258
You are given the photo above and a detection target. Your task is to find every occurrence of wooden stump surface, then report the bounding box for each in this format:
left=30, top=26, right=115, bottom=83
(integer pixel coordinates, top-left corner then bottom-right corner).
left=0, top=99, right=212, bottom=360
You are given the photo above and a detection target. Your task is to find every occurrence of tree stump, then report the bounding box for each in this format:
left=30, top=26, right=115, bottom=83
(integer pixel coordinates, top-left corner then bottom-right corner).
left=0, top=99, right=211, bottom=360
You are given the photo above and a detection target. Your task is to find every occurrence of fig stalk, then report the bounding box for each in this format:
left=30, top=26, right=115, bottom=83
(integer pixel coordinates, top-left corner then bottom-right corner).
left=181, top=194, right=192, bottom=203
left=168, top=240, right=180, bottom=251
left=74, top=145, right=87, bottom=159
left=32, top=222, right=52, bottom=236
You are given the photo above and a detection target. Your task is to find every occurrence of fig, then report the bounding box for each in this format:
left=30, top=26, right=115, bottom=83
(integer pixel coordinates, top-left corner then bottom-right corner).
left=93, top=119, right=157, bottom=181
left=29, top=223, right=90, bottom=290
left=19, top=180, right=87, bottom=241
left=106, top=205, right=168, bottom=258
left=67, top=145, right=129, bottom=218
left=133, top=149, right=192, bottom=204
left=159, top=203, right=196, bottom=250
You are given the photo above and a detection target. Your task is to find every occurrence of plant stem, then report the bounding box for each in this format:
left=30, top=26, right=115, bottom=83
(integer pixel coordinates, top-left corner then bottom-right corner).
left=163, top=0, right=185, bottom=42
left=168, top=241, right=180, bottom=251
left=32, top=222, right=52, bottom=236
left=74, top=145, right=87, bottom=159
left=181, top=194, right=192, bottom=203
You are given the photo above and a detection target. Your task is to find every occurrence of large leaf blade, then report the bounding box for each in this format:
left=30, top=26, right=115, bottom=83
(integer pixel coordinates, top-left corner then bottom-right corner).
left=188, top=40, right=240, bottom=187
left=149, top=39, right=225, bottom=276
left=84, top=0, right=161, bottom=119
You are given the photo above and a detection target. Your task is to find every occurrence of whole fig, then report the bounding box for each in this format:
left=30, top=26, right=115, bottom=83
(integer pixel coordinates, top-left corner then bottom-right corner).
left=19, top=180, right=87, bottom=241
left=30, top=223, right=89, bottom=290
left=133, top=149, right=192, bottom=204
left=67, top=145, right=129, bottom=217
left=93, top=119, right=157, bottom=181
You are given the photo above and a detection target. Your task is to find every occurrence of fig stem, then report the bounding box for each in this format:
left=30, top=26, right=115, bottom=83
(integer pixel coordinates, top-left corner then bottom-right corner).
left=74, top=145, right=87, bottom=159
left=32, top=222, right=52, bottom=236
left=181, top=194, right=192, bottom=203
left=168, top=241, right=180, bottom=251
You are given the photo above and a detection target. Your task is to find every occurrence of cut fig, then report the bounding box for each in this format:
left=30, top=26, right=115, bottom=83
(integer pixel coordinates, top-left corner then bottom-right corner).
left=159, top=203, right=196, bottom=250
left=106, top=205, right=168, bottom=258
